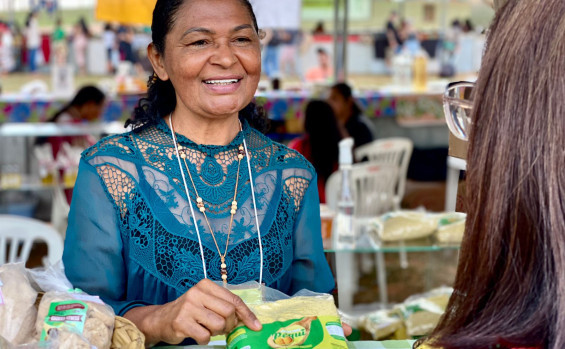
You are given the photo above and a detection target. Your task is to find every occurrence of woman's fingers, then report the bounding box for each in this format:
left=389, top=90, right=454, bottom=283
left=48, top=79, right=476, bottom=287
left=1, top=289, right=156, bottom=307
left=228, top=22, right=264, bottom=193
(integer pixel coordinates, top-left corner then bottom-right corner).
left=230, top=292, right=262, bottom=331
left=181, top=319, right=213, bottom=345
left=191, top=305, right=230, bottom=336
left=195, top=280, right=262, bottom=331
left=342, top=322, right=353, bottom=337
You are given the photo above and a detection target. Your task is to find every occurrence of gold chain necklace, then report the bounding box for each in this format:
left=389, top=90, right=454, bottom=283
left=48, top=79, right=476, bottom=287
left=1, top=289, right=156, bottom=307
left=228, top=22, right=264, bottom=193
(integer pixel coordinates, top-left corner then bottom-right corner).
left=170, top=117, right=245, bottom=284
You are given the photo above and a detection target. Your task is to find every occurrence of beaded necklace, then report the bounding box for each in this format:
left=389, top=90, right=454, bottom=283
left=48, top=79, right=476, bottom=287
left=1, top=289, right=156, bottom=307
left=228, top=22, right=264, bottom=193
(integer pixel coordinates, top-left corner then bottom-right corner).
left=169, top=114, right=263, bottom=285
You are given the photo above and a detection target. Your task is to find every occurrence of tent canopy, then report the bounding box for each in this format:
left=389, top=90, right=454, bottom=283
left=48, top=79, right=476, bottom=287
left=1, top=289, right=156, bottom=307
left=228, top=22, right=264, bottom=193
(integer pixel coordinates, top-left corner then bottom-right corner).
left=95, top=0, right=156, bottom=26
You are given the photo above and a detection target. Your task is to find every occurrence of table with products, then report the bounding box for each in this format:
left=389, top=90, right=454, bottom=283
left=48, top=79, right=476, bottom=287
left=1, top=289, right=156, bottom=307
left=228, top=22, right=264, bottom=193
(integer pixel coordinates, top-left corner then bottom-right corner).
left=0, top=90, right=443, bottom=125
left=161, top=340, right=417, bottom=348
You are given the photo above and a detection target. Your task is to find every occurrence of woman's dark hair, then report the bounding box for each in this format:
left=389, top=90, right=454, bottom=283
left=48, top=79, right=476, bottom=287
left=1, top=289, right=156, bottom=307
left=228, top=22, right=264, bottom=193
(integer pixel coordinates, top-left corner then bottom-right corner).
left=25, top=11, right=35, bottom=28
left=78, top=17, right=91, bottom=38
left=128, top=0, right=268, bottom=133
left=417, top=0, right=565, bottom=348
left=50, top=86, right=105, bottom=122
left=331, top=82, right=362, bottom=117
left=304, top=100, right=342, bottom=181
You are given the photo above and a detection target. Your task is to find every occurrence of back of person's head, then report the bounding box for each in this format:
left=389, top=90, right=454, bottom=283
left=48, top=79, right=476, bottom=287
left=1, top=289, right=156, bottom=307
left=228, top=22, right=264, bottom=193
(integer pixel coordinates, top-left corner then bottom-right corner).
left=304, top=100, right=342, bottom=181
left=51, top=86, right=105, bottom=122
left=69, top=86, right=105, bottom=108
left=421, top=1, right=565, bottom=348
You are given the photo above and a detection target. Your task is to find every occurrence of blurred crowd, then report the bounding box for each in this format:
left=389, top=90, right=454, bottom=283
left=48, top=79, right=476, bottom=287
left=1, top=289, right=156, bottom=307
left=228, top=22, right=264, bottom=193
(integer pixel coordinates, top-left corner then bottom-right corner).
left=0, top=10, right=151, bottom=76
left=0, top=7, right=486, bottom=84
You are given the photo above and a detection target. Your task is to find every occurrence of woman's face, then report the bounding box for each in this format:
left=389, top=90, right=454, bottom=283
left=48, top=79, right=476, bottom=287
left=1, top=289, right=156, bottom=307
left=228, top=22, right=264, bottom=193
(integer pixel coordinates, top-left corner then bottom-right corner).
left=79, top=101, right=105, bottom=122
left=151, top=0, right=261, bottom=121
left=327, top=88, right=350, bottom=122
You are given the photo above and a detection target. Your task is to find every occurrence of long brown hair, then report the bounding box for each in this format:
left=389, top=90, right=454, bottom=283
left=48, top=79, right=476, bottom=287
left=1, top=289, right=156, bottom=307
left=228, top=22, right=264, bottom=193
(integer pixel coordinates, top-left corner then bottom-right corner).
left=420, top=0, right=565, bottom=348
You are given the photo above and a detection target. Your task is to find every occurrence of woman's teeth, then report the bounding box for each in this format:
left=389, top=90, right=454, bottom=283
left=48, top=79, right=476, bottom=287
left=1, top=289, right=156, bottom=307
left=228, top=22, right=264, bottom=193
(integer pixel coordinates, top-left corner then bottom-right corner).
left=204, top=79, right=239, bottom=85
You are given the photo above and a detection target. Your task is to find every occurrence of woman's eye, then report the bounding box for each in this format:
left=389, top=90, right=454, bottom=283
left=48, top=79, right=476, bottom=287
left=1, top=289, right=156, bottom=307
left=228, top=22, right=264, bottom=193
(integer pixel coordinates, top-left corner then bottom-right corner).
left=190, top=40, right=208, bottom=47
left=234, top=37, right=252, bottom=44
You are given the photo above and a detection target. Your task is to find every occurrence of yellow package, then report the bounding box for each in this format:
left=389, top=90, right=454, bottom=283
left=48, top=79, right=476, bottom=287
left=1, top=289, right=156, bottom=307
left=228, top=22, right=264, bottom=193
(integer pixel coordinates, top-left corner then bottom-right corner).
left=227, top=294, right=347, bottom=349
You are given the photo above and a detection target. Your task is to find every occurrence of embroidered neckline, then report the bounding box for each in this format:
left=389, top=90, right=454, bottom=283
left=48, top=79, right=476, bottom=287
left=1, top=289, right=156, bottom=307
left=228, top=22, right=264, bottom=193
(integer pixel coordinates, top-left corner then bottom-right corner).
left=155, top=117, right=249, bottom=153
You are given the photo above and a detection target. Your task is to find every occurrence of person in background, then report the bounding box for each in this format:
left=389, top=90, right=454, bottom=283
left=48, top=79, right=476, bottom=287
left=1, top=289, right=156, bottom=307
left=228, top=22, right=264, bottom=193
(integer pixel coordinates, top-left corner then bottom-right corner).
left=385, top=11, right=402, bottom=54
left=312, top=21, right=325, bottom=35
left=103, top=23, right=117, bottom=74
left=72, top=17, right=90, bottom=75
left=462, top=18, right=474, bottom=33
left=44, top=85, right=106, bottom=158
left=51, top=17, right=67, bottom=66
left=416, top=0, right=565, bottom=348
left=305, top=47, right=333, bottom=83
left=118, top=26, right=136, bottom=64
left=278, top=29, right=301, bottom=79
left=289, top=100, right=343, bottom=203
left=0, top=22, right=15, bottom=74
left=11, top=22, right=23, bottom=72
left=25, top=10, right=40, bottom=73
left=261, top=28, right=281, bottom=79
left=327, top=82, right=374, bottom=149
left=35, top=86, right=106, bottom=203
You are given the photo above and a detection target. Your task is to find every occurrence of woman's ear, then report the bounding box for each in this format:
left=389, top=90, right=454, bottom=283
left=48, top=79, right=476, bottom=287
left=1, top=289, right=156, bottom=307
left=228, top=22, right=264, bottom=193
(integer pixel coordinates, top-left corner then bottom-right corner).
left=147, top=43, right=169, bottom=81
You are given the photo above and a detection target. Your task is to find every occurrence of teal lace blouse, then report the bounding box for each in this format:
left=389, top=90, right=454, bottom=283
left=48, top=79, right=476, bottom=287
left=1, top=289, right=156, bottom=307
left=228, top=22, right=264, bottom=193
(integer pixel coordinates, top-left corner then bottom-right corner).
left=63, top=118, right=335, bottom=317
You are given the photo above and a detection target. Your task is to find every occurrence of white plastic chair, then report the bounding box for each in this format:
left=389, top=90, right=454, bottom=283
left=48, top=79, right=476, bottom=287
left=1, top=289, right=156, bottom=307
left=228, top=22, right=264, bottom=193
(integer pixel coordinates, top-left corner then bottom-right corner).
left=0, top=215, right=64, bottom=266
left=355, top=138, right=413, bottom=210
left=350, top=163, right=398, bottom=218
left=445, top=156, right=467, bottom=212
left=325, top=163, right=398, bottom=309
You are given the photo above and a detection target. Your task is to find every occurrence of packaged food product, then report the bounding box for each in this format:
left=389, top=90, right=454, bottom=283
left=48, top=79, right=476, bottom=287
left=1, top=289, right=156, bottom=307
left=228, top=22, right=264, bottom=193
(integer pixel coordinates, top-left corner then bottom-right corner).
left=0, top=263, right=38, bottom=345
left=379, top=211, right=438, bottom=242
left=397, top=287, right=452, bottom=337
left=435, top=213, right=466, bottom=244
left=35, top=289, right=115, bottom=349
left=111, top=316, right=145, bottom=349
left=227, top=286, right=347, bottom=349
left=360, top=308, right=405, bottom=340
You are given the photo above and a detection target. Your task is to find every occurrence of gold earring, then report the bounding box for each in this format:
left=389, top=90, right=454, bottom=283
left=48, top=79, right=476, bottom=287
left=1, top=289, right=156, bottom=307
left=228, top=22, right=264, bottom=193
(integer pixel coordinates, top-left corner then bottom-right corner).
left=151, top=73, right=159, bottom=83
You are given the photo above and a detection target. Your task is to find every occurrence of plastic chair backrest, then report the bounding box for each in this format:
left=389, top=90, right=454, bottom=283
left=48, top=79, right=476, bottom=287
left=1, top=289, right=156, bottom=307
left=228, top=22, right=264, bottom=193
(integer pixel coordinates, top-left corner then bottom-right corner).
left=325, top=170, right=341, bottom=211
left=325, top=163, right=398, bottom=217
left=354, top=138, right=413, bottom=209
left=350, top=163, right=398, bottom=217
left=0, top=215, right=64, bottom=266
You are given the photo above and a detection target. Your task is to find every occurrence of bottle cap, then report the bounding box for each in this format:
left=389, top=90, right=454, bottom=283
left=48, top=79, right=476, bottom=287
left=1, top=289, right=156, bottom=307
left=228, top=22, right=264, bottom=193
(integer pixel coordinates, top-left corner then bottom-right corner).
left=338, top=138, right=354, bottom=165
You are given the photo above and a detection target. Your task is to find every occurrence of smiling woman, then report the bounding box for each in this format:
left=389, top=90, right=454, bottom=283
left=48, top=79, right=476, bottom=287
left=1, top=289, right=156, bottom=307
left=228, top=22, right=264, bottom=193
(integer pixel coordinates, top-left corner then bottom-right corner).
left=62, top=0, right=336, bottom=347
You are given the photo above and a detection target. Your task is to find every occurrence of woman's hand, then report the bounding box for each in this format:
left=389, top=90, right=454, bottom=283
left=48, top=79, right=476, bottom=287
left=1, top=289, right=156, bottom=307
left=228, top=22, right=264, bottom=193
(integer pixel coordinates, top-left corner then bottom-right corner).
left=124, top=279, right=262, bottom=346
left=342, top=322, right=353, bottom=337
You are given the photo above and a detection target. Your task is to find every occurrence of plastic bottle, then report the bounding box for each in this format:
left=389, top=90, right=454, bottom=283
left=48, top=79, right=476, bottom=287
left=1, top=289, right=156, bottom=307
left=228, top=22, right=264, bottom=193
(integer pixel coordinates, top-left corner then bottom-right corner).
left=413, top=52, right=428, bottom=91
left=332, top=138, right=356, bottom=250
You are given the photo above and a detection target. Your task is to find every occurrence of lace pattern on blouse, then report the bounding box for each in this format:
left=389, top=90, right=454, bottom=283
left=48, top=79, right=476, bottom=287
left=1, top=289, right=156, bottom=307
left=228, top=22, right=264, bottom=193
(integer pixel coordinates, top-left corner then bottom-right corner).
left=82, top=119, right=315, bottom=292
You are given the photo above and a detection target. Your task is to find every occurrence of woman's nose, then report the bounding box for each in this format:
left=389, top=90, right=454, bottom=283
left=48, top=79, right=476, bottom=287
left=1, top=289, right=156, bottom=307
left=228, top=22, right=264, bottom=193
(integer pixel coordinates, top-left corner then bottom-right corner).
left=210, top=42, right=237, bottom=67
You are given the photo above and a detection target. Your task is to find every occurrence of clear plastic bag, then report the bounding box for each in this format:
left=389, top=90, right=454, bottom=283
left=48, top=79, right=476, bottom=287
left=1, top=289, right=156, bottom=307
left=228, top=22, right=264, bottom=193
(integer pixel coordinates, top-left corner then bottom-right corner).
left=30, top=262, right=115, bottom=349
left=226, top=282, right=347, bottom=349
left=434, top=212, right=466, bottom=244
left=396, top=287, right=453, bottom=337
left=378, top=211, right=439, bottom=242
left=0, top=263, right=38, bottom=345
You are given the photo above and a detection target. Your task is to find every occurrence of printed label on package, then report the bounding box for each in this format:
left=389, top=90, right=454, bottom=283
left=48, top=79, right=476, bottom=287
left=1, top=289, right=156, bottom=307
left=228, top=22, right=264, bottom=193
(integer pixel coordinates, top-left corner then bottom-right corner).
left=40, top=300, right=88, bottom=342
left=227, top=315, right=347, bottom=349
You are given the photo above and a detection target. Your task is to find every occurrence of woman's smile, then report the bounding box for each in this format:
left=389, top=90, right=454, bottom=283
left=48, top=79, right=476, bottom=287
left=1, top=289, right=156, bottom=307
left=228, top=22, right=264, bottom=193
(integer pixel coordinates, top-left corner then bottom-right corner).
left=202, top=75, right=243, bottom=93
